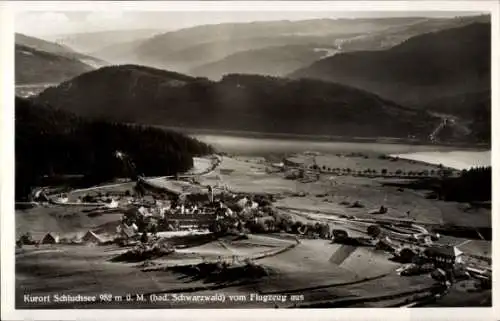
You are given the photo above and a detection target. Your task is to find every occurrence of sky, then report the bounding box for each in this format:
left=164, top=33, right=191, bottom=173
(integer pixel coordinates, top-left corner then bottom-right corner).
left=15, top=10, right=486, bottom=38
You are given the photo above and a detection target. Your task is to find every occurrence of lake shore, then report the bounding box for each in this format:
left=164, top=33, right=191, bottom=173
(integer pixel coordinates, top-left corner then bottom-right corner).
left=390, top=151, right=491, bottom=170
left=134, top=124, right=491, bottom=151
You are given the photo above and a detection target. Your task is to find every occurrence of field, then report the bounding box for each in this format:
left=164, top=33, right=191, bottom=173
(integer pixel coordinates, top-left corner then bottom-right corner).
left=200, top=156, right=490, bottom=228
left=16, top=234, right=436, bottom=308
left=16, top=206, right=124, bottom=241
left=287, top=153, right=441, bottom=174
left=15, top=152, right=491, bottom=308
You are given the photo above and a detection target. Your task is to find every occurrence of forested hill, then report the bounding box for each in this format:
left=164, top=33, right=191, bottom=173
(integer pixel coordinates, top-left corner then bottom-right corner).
left=15, top=97, right=214, bottom=200
left=289, top=22, right=491, bottom=107
left=35, top=65, right=439, bottom=140
left=15, top=44, right=95, bottom=85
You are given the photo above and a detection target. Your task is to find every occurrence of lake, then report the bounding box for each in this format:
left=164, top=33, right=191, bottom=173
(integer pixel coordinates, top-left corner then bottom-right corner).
left=193, top=134, right=491, bottom=170
left=390, top=150, right=491, bottom=170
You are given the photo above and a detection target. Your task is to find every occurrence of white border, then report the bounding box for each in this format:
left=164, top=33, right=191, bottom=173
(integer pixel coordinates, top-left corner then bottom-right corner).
left=4, top=1, right=500, bottom=12
left=1, top=1, right=499, bottom=320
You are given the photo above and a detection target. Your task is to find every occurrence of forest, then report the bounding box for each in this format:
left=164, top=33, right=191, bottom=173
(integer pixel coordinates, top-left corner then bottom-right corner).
left=439, top=166, right=491, bottom=202
left=383, top=166, right=491, bottom=203
left=35, top=65, right=439, bottom=140
left=15, top=97, right=214, bottom=200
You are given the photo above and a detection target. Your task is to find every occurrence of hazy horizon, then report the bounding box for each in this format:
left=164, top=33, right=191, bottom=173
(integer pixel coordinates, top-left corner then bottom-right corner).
left=15, top=10, right=487, bottom=39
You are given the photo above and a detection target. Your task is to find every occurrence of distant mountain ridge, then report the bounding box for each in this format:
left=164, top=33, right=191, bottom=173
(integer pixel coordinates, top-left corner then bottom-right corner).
left=89, top=15, right=489, bottom=77
left=191, top=45, right=332, bottom=79
left=15, top=33, right=108, bottom=85
left=15, top=44, right=95, bottom=85
left=289, top=22, right=491, bottom=107
left=49, top=29, right=165, bottom=54
left=88, top=17, right=433, bottom=73
left=16, top=33, right=107, bottom=67
left=34, top=64, right=440, bottom=140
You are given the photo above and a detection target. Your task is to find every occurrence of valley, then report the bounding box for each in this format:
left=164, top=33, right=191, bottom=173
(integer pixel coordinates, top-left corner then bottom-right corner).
left=11, top=10, right=493, bottom=311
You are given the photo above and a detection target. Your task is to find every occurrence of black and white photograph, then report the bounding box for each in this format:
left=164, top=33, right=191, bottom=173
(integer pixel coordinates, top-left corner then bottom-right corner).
left=1, top=0, right=497, bottom=318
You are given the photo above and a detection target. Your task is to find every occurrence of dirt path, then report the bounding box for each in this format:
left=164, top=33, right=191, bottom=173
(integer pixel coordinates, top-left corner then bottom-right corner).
left=260, top=272, right=391, bottom=295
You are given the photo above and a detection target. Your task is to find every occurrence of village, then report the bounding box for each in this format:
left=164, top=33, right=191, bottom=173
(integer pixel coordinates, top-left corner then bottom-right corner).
left=15, top=151, right=492, bottom=308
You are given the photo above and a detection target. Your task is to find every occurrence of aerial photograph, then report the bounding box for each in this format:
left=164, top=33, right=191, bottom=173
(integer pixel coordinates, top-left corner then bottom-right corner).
left=13, top=8, right=491, bottom=309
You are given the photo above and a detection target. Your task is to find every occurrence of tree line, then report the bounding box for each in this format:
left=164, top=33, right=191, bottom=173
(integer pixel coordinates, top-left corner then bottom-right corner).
left=439, top=166, right=491, bottom=202
left=383, top=166, right=491, bottom=202
left=15, top=97, right=214, bottom=200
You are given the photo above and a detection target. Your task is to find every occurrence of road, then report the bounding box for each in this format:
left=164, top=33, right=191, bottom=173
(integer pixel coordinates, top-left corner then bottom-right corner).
left=48, top=155, right=221, bottom=199
left=429, top=112, right=471, bottom=142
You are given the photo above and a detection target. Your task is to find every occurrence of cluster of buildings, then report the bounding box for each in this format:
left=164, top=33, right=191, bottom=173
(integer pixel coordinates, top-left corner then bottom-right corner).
left=33, top=230, right=114, bottom=246
left=329, top=222, right=485, bottom=285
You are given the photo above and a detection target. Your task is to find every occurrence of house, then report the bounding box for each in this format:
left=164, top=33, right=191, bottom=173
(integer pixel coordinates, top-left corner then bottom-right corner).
left=105, top=199, right=119, bottom=209
left=271, top=162, right=284, bottom=169
left=81, top=230, right=105, bottom=245
left=422, top=246, right=464, bottom=266
left=56, top=195, right=69, bottom=204
left=41, top=232, right=59, bottom=244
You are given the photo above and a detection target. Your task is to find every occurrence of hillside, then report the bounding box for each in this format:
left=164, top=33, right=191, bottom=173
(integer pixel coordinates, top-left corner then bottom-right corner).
left=89, top=39, right=148, bottom=64
left=425, top=90, right=491, bottom=118
left=15, top=33, right=107, bottom=68
left=34, top=64, right=440, bottom=140
left=426, top=90, right=491, bottom=144
left=49, top=29, right=164, bottom=54
left=289, top=23, right=491, bottom=107
left=93, top=18, right=427, bottom=73
left=93, top=15, right=488, bottom=76
left=15, top=44, right=95, bottom=84
left=15, top=96, right=213, bottom=199
left=191, top=45, right=333, bottom=79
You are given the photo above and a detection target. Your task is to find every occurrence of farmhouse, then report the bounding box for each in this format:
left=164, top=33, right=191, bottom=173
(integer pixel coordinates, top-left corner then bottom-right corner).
left=81, top=230, right=105, bottom=245
left=41, top=232, right=59, bottom=244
